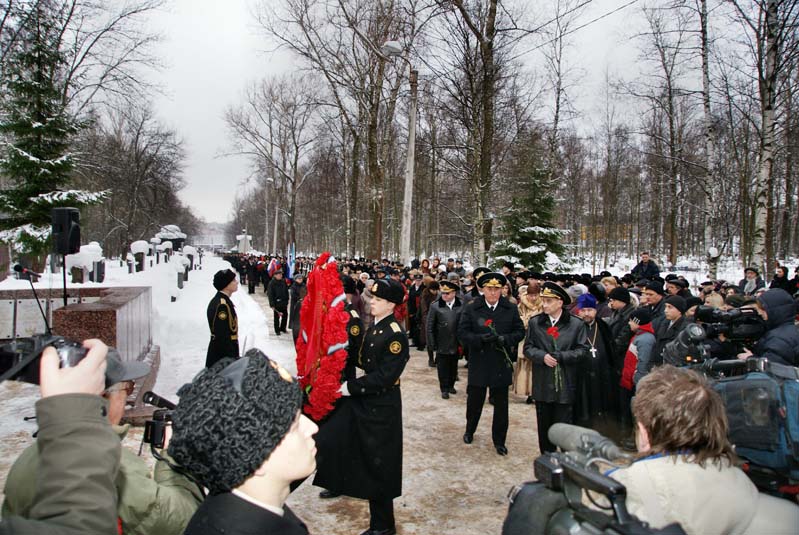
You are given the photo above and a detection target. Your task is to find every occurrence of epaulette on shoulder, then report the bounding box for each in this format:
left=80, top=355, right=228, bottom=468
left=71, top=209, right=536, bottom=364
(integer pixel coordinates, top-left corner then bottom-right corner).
left=350, top=309, right=359, bottom=318
left=390, top=322, right=401, bottom=333
left=219, top=297, right=226, bottom=305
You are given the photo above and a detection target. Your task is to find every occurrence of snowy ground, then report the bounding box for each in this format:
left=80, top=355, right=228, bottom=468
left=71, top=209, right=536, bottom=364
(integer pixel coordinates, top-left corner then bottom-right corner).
left=2, top=251, right=792, bottom=532
left=0, top=255, right=295, bottom=507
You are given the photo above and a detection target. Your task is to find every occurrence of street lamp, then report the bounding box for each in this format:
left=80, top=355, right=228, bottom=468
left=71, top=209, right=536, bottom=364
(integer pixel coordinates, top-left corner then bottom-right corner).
left=381, top=40, right=417, bottom=266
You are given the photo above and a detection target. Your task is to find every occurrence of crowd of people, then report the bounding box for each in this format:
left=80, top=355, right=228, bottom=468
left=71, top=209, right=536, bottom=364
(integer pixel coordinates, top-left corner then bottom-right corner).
left=2, top=250, right=799, bottom=535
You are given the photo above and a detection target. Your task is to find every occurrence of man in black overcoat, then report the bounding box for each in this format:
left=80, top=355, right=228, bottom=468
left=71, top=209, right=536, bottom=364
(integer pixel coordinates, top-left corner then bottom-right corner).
left=524, top=282, right=589, bottom=453
left=313, top=278, right=409, bottom=535
left=267, top=270, right=290, bottom=335
left=427, top=280, right=463, bottom=398
left=457, top=272, right=525, bottom=456
left=206, top=269, right=240, bottom=368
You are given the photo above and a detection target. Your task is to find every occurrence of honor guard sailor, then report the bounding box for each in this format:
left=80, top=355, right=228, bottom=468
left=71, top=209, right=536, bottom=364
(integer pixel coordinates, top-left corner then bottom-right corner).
left=206, top=269, right=240, bottom=368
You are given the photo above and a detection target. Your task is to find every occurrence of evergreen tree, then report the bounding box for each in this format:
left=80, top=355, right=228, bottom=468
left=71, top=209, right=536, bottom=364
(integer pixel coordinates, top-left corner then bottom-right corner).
left=491, top=167, right=566, bottom=272
left=0, top=1, right=103, bottom=256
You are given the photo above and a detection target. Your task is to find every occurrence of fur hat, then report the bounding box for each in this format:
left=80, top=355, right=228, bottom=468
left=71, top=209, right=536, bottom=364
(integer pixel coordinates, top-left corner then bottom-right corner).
left=168, top=351, right=302, bottom=494
left=566, top=284, right=588, bottom=302
left=213, top=269, right=237, bottom=291
left=608, top=287, right=631, bottom=305
left=588, top=281, right=607, bottom=301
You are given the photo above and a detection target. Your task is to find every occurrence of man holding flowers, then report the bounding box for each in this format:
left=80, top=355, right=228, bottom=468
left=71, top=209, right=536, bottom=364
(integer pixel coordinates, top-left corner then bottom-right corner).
left=523, top=281, right=590, bottom=453
left=457, top=271, right=525, bottom=456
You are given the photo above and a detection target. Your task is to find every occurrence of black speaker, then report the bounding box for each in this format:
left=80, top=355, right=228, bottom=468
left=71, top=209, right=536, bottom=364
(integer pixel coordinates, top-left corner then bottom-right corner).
left=51, top=207, right=81, bottom=255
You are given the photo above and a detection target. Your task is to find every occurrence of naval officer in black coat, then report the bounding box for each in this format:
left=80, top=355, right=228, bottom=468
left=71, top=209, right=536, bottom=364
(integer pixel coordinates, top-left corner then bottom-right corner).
left=458, top=271, right=525, bottom=456
left=205, top=269, right=240, bottom=368
left=313, top=278, right=409, bottom=535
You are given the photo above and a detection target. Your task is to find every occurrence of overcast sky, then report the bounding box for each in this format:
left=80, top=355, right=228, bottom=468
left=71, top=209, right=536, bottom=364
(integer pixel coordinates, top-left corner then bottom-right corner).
left=145, top=1, right=637, bottom=224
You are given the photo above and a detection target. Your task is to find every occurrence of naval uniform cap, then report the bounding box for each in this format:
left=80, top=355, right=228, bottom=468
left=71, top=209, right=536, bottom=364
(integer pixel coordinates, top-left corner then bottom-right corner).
left=541, top=281, right=571, bottom=305
left=440, top=280, right=459, bottom=293
left=371, top=278, right=404, bottom=304
left=477, top=272, right=507, bottom=289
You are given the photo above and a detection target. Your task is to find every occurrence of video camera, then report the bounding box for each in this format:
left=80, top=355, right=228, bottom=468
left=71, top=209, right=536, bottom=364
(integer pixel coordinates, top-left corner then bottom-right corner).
left=502, top=424, right=686, bottom=535
left=142, top=391, right=176, bottom=449
left=694, top=305, right=766, bottom=343
left=0, top=334, right=119, bottom=385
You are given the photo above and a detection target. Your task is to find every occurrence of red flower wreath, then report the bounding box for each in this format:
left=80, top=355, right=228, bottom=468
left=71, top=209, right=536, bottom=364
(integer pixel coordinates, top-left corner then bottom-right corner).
left=295, top=252, right=350, bottom=421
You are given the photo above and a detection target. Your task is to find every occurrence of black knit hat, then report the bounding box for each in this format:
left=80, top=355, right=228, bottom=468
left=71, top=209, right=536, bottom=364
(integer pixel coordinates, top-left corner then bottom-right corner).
left=664, top=295, right=687, bottom=314
left=371, top=278, right=405, bottom=304
left=168, top=350, right=303, bottom=494
left=645, top=280, right=665, bottom=295
left=629, top=308, right=652, bottom=325
left=608, top=286, right=631, bottom=304
left=213, top=269, right=237, bottom=291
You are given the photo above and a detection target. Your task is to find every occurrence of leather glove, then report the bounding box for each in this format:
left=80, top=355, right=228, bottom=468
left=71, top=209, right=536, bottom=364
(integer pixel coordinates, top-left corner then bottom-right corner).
left=481, top=332, right=498, bottom=344
left=496, top=335, right=506, bottom=346
left=338, top=382, right=351, bottom=397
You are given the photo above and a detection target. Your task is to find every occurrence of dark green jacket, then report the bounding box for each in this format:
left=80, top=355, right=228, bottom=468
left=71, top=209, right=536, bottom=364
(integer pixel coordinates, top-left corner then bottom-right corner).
left=0, top=394, right=120, bottom=535
left=3, top=423, right=203, bottom=535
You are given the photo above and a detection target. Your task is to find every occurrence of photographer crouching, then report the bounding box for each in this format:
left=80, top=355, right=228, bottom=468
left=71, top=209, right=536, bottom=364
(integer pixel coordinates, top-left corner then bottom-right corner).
left=606, top=366, right=799, bottom=534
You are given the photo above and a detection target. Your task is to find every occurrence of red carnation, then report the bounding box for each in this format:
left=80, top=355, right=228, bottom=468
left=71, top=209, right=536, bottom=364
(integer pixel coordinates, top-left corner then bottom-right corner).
left=484, top=319, right=493, bottom=327
left=546, top=326, right=560, bottom=339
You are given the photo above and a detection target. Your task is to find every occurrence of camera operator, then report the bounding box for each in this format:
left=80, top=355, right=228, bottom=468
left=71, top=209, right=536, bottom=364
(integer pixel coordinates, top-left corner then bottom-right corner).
left=3, top=352, right=203, bottom=535
left=735, top=288, right=799, bottom=366
left=0, top=339, right=120, bottom=535
left=606, top=366, right=799, bottom=534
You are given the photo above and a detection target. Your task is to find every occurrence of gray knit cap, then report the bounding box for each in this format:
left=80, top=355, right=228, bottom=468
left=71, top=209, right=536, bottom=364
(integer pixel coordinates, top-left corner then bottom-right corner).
left=168, top=349, right=302, bottom=494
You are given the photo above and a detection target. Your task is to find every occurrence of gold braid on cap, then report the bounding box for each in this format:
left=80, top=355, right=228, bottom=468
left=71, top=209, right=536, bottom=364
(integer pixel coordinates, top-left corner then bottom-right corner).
left=541, top=287, right=562, bottom=300
left=482, top=277, right=503, bottom=288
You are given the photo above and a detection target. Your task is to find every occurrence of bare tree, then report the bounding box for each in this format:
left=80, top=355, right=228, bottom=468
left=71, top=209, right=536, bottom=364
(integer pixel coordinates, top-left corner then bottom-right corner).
left=225, top=74, right=320, bottom=250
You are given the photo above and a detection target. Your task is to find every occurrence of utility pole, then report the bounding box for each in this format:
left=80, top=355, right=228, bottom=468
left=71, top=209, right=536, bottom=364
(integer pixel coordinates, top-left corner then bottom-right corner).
left=400, top=69, right=418, bottom=266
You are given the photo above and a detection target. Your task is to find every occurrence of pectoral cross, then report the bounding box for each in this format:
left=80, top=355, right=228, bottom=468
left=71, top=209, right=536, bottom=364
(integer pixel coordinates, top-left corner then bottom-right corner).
left=589, top=346, right=598, bottom=359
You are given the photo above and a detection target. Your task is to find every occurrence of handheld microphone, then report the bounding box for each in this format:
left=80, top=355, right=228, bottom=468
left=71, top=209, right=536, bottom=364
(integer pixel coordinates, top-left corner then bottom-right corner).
left=548, top=423, right=632, bottom=461
left=13, top=264, right=43, bottom=278
left=142, top=391, right=177, bottom=410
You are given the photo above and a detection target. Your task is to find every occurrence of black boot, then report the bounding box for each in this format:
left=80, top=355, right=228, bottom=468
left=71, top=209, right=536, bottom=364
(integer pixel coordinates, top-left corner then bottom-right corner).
left=427, top=350, right=436, bottom=368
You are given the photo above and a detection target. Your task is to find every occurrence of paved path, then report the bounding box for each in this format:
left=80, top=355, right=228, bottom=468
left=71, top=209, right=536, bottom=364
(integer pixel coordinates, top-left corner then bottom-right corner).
left=248, top=291, right=542, bottom=535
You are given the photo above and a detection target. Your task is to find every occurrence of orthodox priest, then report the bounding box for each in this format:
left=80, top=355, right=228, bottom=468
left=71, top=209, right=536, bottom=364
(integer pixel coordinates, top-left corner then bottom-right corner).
left=573, top=293, right=619, bottom=440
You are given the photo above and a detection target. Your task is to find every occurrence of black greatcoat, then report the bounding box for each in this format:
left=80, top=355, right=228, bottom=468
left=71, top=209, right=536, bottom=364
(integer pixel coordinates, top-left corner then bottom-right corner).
left=524, top=312, right=589, bottom=404
left=313, top=314, right=409, bottom=500
left=205, top=291, right=239, bottom=368
left=457, top=296, right=525, bottom=388
left=185, top=492, right=308, bottom=535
